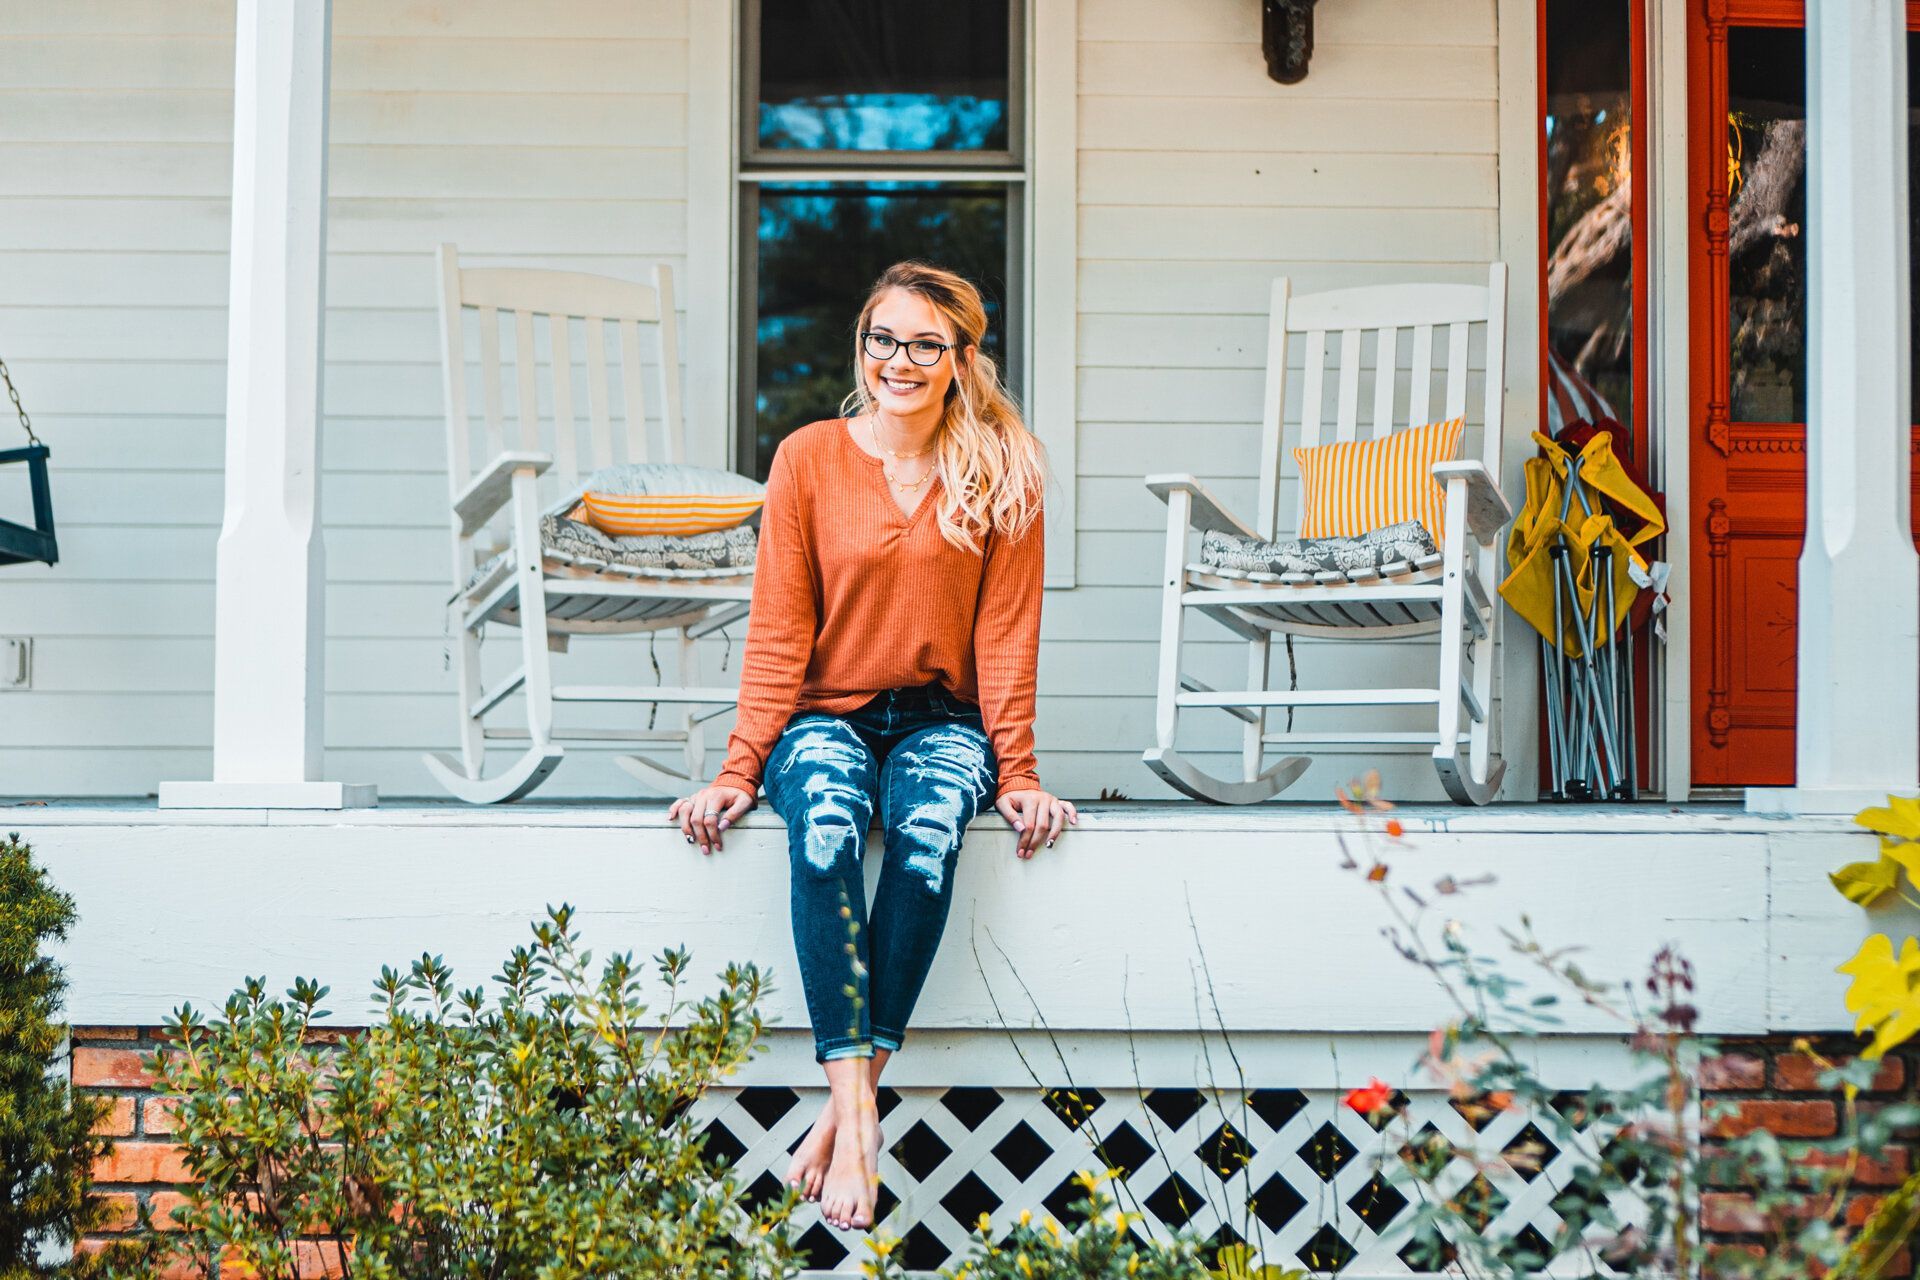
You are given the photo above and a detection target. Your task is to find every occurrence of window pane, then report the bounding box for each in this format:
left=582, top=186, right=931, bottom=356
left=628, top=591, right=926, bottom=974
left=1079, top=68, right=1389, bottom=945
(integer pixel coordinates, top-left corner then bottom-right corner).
left=1723, top=29, right=1920, bottom=426
left=751, top=182, right=1012, bottom=477
left=1543, top=0, right=1635, bottom=441
left=756, top=0, right=1012, bottom=153
left=1726, top=25, right=1808, bottom=425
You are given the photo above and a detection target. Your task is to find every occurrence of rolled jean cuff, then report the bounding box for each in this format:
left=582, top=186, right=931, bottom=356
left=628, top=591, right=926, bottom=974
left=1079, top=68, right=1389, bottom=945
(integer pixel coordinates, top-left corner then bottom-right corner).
left=871, top=1029, right=904, bottom=1053
left=817, top=1037, right=875, bottom=1063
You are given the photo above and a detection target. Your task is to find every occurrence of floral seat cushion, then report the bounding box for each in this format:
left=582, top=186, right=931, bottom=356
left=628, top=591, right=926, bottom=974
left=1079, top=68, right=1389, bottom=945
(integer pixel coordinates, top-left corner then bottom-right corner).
left=466, top=512, right=756, bottom=593
left=1198, top=520, right=1439, bottom=578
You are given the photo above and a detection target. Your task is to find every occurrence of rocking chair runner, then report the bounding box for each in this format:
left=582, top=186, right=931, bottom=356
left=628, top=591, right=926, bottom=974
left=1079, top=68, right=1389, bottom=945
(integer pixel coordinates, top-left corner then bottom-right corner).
left=0, top=355, right=57, bottom=568
left=1143, top=264, right=1515, bottom=805
left=425, top=245, right=752, bottom=803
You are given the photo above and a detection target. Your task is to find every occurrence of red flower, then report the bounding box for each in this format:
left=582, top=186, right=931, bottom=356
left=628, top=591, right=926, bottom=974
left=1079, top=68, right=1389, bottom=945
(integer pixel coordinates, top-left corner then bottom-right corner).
left=1342, top=1077, right=1394, bottom=1116
left=1385, top=818, right=1405, bottom=839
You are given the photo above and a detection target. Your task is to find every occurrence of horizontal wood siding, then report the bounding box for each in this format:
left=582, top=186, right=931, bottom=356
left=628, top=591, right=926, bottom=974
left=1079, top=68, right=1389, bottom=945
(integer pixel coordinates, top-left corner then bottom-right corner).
left=0, top=0, right=699, bottom=798
left=1074, top=0, right=1503, bottom=800
left=0, top=0, right=1509, bottom=802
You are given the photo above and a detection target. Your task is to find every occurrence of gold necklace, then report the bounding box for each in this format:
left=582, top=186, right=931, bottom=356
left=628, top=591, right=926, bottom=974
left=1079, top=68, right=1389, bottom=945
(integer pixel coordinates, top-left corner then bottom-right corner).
left=868, top=415, right=936, bottom=493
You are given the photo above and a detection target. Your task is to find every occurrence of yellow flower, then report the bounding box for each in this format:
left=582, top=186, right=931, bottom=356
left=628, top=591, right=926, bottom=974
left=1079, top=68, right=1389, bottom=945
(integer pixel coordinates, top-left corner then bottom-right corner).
left=976, top=1211, right=992, bottom=1234
left=1017, top=1253, right=1033, bottom=1277
left=1019, top=1208, right=1032, bottom=1227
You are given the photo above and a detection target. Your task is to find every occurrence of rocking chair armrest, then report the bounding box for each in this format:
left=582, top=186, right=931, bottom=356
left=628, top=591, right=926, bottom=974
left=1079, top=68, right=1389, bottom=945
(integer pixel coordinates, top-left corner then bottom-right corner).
left=1432, top=460, right=1513, bottom=546
left=1144, top=473, right=1260, bottom=541
left=454, top=450, right=553, bottom=536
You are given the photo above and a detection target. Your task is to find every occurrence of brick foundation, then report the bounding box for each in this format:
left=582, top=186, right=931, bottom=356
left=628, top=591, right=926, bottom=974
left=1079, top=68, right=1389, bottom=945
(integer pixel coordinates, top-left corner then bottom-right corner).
left=73, top=1025, right=1920, bottom=1276
left=1701, top=1035, right=1920, bottom=1277
left=72, top=1026, right=347, bottom=1279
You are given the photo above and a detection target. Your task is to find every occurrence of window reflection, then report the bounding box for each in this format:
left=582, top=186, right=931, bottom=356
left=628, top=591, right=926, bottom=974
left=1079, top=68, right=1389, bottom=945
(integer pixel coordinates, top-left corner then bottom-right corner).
left=1543, top=0, right=1635, bottom=443
left=751, top=183, right=1011, bottom=477
left=756, top=0, right=1012, bottom=154
left=1726, top=27, right=1808, bottom=425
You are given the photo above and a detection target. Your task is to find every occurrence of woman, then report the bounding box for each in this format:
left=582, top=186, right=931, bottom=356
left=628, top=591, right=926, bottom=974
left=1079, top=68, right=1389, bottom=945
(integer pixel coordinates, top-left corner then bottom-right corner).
left=668, top=261, right=1077, bottom=1232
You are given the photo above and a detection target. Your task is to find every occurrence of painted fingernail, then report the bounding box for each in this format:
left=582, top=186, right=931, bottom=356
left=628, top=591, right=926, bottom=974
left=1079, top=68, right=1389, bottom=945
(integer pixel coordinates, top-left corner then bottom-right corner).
left=719, top=818, right=731, bottom=830
left=1046, top=838, right=1055, bottom=847
left=685, top=835, right=694, bottom=844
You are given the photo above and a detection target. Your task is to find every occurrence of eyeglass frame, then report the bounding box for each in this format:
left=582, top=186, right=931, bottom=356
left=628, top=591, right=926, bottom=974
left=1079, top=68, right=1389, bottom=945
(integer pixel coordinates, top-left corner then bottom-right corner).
left=859, top=330, right=962, bottom=367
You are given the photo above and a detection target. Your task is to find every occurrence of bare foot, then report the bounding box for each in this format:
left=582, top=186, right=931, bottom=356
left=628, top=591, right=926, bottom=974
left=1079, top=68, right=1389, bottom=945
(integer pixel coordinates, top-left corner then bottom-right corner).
left=785, top=1097, right=837, bottom=1201
left=819, top=1122, right=877, bottom=1231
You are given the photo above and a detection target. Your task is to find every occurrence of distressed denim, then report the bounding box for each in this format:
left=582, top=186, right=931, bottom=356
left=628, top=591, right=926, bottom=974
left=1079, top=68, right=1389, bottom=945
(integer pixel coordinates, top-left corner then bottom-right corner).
left=762, top=681, right=998, bottom=1063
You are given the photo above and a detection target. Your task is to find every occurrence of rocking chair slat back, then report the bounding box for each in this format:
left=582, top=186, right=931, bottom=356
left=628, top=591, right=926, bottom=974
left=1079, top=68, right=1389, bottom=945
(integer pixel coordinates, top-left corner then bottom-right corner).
left=437, top=244, right=687, bottom=543
left=1371, top=326, right=1398, bottom=439
left=1271, top=269, right=1505, bottom=541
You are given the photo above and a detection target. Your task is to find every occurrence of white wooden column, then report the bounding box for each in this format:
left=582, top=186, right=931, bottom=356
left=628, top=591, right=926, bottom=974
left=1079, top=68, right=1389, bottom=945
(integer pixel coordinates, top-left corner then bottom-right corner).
left=160, top=0, right=371, bottom=809
left=1750, top=0, right=1919, bottom=814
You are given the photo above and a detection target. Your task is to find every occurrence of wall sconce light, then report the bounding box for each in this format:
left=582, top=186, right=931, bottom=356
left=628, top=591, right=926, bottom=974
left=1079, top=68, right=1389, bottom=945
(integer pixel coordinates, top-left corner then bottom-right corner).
left=1263, top=0, right=1318, bottom=84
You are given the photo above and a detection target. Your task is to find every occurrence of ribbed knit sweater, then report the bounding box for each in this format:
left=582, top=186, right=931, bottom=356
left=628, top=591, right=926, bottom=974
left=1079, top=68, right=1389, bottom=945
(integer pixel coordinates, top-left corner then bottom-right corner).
left=713, top=418, right=1045, bottom=799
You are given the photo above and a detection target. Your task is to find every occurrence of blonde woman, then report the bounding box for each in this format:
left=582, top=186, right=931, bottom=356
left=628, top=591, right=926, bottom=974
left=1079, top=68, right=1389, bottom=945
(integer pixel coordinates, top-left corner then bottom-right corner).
left=669, top=261, right=1078, bottom=1232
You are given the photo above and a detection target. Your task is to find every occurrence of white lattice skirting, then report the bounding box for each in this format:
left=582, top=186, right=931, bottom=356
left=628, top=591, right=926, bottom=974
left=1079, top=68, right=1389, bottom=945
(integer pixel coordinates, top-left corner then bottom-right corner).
left=688, top=1062, right=1644, bottom=1277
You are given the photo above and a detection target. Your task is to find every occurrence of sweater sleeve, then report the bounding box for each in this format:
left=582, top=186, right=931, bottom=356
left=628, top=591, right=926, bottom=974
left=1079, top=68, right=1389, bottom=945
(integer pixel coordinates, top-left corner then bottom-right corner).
left=972, top=504, right=1046, bottom=797
left=714, top=444, right=817, bottom=796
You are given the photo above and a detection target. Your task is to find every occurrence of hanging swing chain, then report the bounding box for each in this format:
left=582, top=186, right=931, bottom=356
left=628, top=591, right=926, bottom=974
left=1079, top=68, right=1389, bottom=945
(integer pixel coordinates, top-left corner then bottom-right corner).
left=0, top=356, right=41, bottom=449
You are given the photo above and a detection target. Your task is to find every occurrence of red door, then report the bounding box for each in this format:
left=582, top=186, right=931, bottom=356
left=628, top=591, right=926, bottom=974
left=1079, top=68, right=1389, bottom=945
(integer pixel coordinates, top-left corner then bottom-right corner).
left=1687, top=0, right=1920, bottom=786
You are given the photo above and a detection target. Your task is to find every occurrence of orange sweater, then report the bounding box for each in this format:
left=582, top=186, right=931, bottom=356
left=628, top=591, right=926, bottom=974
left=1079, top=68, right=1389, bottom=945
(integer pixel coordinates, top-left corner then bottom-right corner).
left=714, top=418, right=1045, bottom=799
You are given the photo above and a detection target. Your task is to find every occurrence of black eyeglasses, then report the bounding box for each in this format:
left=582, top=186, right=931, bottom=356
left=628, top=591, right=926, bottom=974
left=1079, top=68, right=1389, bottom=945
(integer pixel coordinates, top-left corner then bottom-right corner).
left=861, top=330, right=954, bottom=366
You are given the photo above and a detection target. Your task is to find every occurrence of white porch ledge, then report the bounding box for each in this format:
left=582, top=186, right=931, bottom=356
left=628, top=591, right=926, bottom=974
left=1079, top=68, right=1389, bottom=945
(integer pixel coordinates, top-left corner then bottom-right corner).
left=7, top=801, right=1901, bottom=1038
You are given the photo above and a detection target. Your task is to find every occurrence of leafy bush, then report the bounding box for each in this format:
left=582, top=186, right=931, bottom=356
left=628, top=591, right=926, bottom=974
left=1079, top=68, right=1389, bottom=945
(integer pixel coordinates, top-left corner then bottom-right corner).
left=862, top=1174, right=1222, bottom=1280
left=0, top=833, right=122, bottom=1279
left=1332, top=776, right=1920, bottom=1280
left=116, top=906, right=799, bottom=1280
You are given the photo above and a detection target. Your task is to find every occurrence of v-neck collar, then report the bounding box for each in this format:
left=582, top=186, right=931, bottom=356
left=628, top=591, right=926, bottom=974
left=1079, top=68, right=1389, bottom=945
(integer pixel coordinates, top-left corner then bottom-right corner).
left=840, top=416, right=940, bottom=527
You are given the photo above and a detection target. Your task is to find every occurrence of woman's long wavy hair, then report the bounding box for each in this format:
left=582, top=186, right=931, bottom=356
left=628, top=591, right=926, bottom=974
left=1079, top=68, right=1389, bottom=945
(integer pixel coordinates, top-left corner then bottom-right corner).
left=840, top=261, right=1047, bottom=553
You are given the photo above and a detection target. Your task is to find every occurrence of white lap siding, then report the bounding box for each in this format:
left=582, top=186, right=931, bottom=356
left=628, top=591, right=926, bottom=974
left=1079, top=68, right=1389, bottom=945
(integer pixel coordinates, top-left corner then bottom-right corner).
left=0, top=0, right=696, bottom=797
left=0, top=0, right=1513, bottom=802
left=1070, top=0, right=1505, bottom=800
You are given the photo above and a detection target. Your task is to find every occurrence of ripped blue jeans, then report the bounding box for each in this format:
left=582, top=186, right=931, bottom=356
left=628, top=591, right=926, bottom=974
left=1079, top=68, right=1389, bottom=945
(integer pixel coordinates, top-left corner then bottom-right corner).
left=763, top=681, right=998, bottom=1063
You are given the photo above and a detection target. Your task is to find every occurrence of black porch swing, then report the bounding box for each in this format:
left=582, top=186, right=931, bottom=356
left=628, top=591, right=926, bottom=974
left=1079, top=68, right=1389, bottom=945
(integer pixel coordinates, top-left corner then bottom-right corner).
left=0, top=353, right=56, bottom=568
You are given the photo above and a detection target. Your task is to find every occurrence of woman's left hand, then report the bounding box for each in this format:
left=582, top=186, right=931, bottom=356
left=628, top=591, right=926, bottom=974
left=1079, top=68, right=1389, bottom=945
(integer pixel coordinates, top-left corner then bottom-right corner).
left=994, top=789, right=1078, bottom=859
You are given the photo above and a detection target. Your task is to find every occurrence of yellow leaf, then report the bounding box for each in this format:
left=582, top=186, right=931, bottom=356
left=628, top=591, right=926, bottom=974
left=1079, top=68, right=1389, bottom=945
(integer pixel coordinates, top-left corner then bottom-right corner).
left=1856, top=795, right=1920, bottom=843
left=1832, top=856, right=1902, bottom=906
left=1883, top=836, right=1920, bottom=889
left=1837, top=934, right=1920, bottom=1058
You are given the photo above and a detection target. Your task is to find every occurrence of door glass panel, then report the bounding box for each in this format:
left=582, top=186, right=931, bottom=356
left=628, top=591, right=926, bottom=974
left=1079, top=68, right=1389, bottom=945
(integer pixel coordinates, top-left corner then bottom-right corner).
left=1726, top=28, right=1920, bottom=425
left=756, top=0, right=1012, bottom=153
left=751, top=182, right=1011, bottom=478
left=1726, top=26, right=1809, bottom=425
left=1543, top=0, right=1636, bottom=440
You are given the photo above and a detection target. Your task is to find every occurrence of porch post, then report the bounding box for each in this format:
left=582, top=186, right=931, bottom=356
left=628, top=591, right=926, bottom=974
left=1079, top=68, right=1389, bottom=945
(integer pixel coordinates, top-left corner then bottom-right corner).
left=1749, top=0, right=1919, bottom=814
left=159, top=0, right=372, bottom=809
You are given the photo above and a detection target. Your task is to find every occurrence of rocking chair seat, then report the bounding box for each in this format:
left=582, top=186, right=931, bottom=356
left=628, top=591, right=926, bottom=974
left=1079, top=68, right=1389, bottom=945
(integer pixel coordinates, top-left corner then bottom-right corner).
left=464, top=512, right=757, bottom=594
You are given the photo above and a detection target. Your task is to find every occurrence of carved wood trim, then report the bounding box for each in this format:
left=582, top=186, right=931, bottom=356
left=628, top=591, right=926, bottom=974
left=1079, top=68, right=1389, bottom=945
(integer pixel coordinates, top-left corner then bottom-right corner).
left=1703, top=0, right=1733, bottom=457
left=1705, top=497, right=1733, bottom=747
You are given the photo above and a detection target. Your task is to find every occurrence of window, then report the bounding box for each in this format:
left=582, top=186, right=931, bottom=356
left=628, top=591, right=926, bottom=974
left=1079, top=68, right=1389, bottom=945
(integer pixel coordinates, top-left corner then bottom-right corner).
left=738, top=0, right=1025, bottom=480
left=1542, top=0, right=1648, bottom=464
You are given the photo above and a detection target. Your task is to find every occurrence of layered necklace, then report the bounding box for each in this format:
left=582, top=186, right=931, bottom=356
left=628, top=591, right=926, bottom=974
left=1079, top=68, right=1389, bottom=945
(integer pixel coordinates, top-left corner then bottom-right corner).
left=868, top=413, right=939, bottom=493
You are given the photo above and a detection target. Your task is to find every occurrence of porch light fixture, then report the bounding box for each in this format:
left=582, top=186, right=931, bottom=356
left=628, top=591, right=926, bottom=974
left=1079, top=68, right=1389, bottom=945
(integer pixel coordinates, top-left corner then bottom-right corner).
left=1262, top=0, right=1318, bottom=84
left=0, top=354, right=56, bottom=568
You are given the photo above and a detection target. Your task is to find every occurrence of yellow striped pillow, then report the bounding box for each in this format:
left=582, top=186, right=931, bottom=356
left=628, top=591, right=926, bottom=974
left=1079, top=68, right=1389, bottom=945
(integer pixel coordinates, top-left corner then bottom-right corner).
left=1292, top=417, right=1466, bottom=540
left=575, top=463, right=766, bottom=537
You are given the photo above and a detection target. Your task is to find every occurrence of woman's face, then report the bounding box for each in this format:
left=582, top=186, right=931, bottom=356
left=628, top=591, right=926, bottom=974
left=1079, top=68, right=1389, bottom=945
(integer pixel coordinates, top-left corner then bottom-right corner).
left=862, top=287, right=969, bottom=421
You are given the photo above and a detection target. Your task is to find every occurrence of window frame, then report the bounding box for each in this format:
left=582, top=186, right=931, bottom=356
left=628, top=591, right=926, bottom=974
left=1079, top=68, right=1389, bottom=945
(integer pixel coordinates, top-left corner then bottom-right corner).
left=739, top=0, right=1027, bottom=170
left=734, top=0, right=1030, bottom=481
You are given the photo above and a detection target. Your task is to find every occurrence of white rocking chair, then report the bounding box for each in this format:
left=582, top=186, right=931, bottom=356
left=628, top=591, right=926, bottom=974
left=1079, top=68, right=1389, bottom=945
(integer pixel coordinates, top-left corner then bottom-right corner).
left=1143, top=264, right=1514, bottom=805
left=424, top=244, right=752, bottom=803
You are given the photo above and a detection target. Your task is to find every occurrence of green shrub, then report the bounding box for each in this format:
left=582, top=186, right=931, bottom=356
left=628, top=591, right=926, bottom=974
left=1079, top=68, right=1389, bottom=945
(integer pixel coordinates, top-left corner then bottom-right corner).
left=0, top=833, right=121, bottom=1279
left=117, top=906, right=798, bottom=1280
left=861, top=1173, right=1238, bottom=1280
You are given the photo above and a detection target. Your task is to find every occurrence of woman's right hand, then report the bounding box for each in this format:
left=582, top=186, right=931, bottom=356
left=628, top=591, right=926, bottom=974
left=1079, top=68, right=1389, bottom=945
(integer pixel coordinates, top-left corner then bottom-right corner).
left=668, top=785, right=756, bottom=854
